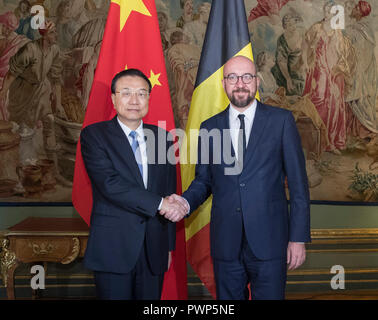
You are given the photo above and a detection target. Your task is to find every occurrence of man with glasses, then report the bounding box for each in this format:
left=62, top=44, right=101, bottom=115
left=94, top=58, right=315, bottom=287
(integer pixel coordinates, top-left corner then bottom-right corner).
left=80, top=68, right=186, bottom=299
left=166, top=56, right=310, bottom=299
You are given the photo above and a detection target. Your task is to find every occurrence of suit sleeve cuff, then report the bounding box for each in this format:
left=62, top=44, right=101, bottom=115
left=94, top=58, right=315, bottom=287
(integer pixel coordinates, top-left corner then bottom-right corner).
left=182, top=196, right=190, bottom=216
left=158, top=198, right=163, bottom=211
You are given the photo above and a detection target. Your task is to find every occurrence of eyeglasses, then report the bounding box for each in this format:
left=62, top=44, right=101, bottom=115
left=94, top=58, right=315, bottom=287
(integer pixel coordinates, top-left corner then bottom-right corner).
left=115, top=89, right=150, bottom=100
left=224, top=73, right=257, bottom=84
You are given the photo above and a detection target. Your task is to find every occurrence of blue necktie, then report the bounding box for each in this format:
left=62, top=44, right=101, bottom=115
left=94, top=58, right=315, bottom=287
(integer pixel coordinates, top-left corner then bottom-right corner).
left=129, top=131, right=143, bottom=178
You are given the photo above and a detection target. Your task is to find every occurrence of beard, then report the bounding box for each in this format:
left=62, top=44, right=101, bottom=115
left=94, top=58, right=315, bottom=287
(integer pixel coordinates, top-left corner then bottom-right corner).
left=229, top=88, right=254, bottom=108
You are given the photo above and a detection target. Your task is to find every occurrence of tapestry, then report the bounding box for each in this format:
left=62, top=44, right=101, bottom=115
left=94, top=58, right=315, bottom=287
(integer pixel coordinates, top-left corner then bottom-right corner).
left=0, top=0, right=376, bottom=203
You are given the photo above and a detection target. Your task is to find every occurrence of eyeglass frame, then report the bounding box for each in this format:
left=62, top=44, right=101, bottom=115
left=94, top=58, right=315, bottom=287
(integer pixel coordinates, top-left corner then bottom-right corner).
left=223, top=73, right=258, bottom=84
left=114, top=88, right=150, bottom=100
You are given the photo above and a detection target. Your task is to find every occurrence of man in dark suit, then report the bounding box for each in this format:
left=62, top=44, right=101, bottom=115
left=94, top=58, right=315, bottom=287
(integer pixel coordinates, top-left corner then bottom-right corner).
left=167, top=56, right=311, bottom=300
left=81, top=69, right=186, bottom=300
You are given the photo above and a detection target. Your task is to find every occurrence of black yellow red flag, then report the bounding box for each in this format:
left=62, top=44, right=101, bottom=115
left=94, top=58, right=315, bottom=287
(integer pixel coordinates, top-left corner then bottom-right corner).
left=181, top=0, right=257, bottom=298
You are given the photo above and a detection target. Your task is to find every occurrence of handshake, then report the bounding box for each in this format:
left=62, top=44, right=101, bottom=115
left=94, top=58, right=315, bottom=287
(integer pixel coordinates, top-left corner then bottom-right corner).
left=159, top=194, right=189, bottom=222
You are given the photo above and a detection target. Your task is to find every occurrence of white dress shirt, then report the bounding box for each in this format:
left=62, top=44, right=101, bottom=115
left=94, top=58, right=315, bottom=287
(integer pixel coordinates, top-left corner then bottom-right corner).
left=229, top=99, right=257, bottom=158
left=117, top=117, right=164, bottom=210
left=181, top=100, right=258, bottom=215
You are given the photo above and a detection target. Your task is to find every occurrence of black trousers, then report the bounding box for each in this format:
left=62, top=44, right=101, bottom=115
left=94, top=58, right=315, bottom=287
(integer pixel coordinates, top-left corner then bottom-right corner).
left=94, top=240, right=164, bottom=300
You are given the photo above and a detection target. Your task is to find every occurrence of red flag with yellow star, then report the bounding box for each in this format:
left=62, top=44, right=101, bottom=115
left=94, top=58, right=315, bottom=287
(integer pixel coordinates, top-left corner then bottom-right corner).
left=72, top=0, right=187, bottom=299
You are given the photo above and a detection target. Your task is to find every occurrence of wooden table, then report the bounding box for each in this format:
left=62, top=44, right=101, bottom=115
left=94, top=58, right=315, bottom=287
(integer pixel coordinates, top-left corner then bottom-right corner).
left=0, top=217, right=89, bottom=299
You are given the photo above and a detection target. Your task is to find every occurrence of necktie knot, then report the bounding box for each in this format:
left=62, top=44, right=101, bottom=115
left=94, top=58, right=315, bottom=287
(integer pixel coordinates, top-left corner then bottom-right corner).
left=129, top=130, right=137, bottom=140
left=238, top=114, right=246, bottom=128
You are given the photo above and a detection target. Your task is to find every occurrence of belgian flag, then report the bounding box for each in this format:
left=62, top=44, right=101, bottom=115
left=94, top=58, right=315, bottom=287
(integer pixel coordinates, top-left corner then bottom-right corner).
left=181, top=0, right=258, bottom=298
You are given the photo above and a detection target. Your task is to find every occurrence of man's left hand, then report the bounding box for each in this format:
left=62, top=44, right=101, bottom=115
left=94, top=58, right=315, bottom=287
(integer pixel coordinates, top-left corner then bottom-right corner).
left=287, top=242, right=306, bottom=271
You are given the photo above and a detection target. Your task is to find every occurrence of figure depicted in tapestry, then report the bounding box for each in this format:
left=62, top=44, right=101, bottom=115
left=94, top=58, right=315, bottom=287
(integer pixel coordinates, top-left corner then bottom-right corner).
left=176, top=0, right=194, bottom=28
left=0, top=11, right=29, bottom=120
left=0, top=21, right=71, bottom=187
left=302, top=1, right=356, bottom=155
left=271, top=13, right=306, bottom=96
left=167, top=29, right=201, bottom=129
left=345, top=1, right=377, bottom=141
left=14, top=0, right=40, bottom=40
left=183, top=2, right=211, bottom=48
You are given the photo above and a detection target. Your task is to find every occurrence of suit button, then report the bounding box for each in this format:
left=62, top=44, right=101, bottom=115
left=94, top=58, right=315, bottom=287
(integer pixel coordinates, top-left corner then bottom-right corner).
left=236, top=208, right=241, bottom=212
left=240, top=183, right=245, bottom=187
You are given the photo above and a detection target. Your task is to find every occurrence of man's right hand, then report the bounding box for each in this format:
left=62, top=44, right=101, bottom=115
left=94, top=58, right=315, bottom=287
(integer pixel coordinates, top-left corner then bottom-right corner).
left=167, top=194, right=190, bottom=213
left=159, top=194, right=189, bottom=222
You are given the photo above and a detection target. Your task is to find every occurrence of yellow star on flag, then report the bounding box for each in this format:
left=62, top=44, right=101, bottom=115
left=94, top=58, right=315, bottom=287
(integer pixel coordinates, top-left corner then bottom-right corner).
left=149, top=70, right=162, bottom=89
left=111, top=0, right=151, bottom=32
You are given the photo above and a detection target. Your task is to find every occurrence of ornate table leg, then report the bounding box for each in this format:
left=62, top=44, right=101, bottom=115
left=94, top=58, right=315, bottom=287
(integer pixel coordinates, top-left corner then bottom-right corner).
left=61, top=238, right=80, bottom=264
left=0, top=238, right=18, bottom=299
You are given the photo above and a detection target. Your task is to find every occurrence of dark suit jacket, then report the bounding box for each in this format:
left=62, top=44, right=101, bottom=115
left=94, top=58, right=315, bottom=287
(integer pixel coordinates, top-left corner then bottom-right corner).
left=81, top=116, right=176, bottom=275
left=183, top=102, right=311, bottom=261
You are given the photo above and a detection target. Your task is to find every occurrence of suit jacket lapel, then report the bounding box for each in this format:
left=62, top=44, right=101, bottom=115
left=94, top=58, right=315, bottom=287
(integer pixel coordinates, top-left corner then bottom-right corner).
left=244, top=101, right=269, bottom=166
left=109, top=116, right=145, bottom=188
left=217, top=106, right=236, bottom=160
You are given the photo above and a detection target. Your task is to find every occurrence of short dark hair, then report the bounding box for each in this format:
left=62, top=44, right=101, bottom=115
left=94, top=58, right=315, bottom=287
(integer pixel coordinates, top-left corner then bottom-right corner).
left=111, top=69, right=152, bottom=94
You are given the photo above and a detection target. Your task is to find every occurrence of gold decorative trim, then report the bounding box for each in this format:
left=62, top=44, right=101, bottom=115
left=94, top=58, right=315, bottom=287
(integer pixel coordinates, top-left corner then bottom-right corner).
left=310, top=239, right=378, bottom=244
left=28, top=241, right=56, bottom=256
left=0, top=238, right=17, bottom=287
left=188, top=269, right=378, bottom=285
left=307, top=229, right=378, bottom=250
left=4, top=231, right=89, bottom=237
left=0, top=274, right=94, bottom=280
left=6, top=228, right=376, bottom=240
left=307, top=248, right=378, bottom=253
left=311, top=228, right=378, bottom=239
left=288, top=268, right=378, bottom=276
left=61, top=238, right=80, bottom=264
left=287, top=279, right=378, bottom=285
left=0, top=284, right=96, bottom=289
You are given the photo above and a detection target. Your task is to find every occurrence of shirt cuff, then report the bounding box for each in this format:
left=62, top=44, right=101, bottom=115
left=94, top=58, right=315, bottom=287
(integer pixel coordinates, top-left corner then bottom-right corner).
left=158, top=198, right=163, bottom=211
left=182, top=197, right=190, bottom=215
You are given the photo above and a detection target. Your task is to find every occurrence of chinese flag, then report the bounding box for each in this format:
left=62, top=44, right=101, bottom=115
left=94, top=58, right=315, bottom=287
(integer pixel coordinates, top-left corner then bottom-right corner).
left=72, top=0, right=187, bottom=300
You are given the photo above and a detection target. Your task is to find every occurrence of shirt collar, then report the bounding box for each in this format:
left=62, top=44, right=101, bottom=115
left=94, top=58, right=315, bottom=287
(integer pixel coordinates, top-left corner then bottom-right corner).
left=229, top=99, right=257, bottom=122
left=117, top=117, right=144, bottom=139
